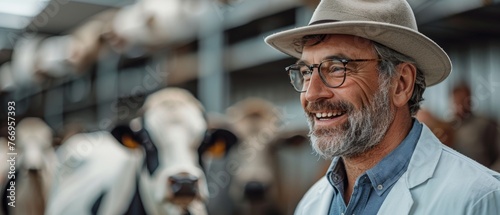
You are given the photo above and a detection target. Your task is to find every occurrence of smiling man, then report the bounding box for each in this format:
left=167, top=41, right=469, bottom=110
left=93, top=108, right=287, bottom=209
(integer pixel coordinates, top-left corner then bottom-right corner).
left=265, top=0, right=500, bottom=214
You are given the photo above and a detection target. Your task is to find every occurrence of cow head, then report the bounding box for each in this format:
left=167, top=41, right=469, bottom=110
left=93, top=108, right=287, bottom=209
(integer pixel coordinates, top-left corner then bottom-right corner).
left=106, top=0, right=209, bottom=56
left=16, top=118, right=55, bottom=181
left=111, top=88, right=236, bottom=214
left=13, top=117, right=57, bottom=215
left=224, top=98, right=284, bottom=214
left=67, top=9, right=117, bottom=74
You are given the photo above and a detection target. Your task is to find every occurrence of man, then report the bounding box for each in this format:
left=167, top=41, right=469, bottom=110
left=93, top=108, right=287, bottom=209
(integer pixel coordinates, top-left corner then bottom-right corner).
left=450, top=82, right=500, bottom=172
left=264, top=0, right=500, bottom=214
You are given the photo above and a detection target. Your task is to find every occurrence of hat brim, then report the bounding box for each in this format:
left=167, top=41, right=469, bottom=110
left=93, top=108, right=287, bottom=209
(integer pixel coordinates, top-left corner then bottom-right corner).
left=265, top=21, right=451, bottom=87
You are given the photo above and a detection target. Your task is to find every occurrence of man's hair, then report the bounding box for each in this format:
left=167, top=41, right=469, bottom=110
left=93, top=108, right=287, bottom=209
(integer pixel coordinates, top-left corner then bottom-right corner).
left=373, top=42, right=426, bottom=116
left=294, top=34, right=426, bottom=116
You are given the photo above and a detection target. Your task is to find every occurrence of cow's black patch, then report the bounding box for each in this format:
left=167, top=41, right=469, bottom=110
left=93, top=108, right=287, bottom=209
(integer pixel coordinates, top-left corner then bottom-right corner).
left=111, top=125, right=159, bottom=175
left=91, top=191, right=106, bottom=215
left=198, top=128, right=238, bottom=169
left=124, top=177, right=147, bottom=215
left=136, top=128, right=159, bottom=175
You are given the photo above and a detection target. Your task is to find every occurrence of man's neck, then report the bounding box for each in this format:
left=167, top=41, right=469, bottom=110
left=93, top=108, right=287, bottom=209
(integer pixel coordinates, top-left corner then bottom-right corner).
left=341, top=112, right=413, bottom=204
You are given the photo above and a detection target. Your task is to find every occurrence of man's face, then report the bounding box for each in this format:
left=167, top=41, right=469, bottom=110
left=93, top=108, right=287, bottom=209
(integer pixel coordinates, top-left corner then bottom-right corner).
left=299, top=35, right=395, bottom=158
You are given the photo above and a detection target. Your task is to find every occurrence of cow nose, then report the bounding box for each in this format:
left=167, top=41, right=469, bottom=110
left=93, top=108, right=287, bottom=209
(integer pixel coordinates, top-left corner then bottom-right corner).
left=169, top=174, right=199, bottom=197
left=28, top=167, right=40, bottom=175
left=244, top=181, right=267, bottom=201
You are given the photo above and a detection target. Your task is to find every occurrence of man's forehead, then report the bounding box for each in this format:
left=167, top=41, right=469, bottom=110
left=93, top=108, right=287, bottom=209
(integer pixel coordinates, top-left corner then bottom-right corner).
left=295, top=54, right=350, bottom=65
left=299, top=34, right=375, bottom=62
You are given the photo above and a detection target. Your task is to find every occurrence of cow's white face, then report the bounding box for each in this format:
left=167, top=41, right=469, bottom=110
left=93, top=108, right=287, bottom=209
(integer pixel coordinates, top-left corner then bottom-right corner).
left=14, top=118, right=57, bottom=215
left=16, top=118, right=55, bottom=176
left=138, top=88, right=209, bottom=212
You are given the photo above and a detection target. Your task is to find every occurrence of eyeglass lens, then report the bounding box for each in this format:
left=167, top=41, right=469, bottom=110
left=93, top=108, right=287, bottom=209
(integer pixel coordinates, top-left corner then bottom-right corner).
left=287, top=59, right=347, bottom=92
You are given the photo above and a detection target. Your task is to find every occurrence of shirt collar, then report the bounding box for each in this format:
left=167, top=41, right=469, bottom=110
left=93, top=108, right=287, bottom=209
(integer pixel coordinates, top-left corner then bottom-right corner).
left=326, top=120, right=422, bottom=195
left=326, top=156, right=346, bottom=195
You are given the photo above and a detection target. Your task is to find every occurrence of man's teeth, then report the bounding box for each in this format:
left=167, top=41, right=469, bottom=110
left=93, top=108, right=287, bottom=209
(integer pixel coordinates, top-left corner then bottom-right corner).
left=315, top=112, right=343, bottom=118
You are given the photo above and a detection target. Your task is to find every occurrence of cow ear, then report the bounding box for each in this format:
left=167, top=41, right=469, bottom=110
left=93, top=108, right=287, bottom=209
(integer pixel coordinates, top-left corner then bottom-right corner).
left=110, top=125, right=141, bottom=149
left=270, top=134, right=308, bottom=153
left=199, top=128, right=238, bottom=158
left=281, top=134, right=308, bottom=147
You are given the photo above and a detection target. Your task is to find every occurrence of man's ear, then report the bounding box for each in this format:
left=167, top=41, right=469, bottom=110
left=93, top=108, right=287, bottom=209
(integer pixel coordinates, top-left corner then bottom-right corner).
left=198, top=129, right=238, bottom=159
left=392, top=62, right=417, bottom=108
left=110, top=125, right=141, bottom=149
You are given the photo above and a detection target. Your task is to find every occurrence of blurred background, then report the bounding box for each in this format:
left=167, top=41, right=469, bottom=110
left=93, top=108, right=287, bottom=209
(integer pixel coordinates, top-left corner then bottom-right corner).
left=0, top=0, right=499, bottom=214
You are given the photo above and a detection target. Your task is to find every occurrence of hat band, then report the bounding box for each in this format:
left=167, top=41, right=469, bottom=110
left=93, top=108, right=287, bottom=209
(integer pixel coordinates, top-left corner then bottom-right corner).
left=309, top=19, right=339, bottom=25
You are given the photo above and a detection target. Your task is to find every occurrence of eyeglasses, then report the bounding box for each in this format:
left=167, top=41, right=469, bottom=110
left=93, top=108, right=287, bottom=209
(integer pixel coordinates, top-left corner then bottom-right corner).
left=285, top=58, right=382, bottom=92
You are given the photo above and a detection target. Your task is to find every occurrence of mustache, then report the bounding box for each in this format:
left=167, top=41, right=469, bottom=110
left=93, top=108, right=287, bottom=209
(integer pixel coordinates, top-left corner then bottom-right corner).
left=306, top=100, right=354, bottom=113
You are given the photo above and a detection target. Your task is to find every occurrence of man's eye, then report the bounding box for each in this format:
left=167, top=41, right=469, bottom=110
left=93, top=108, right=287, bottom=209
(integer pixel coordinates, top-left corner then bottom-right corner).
left=300, top=69, right=312, bottom=76
left=325, top=64, right=345, bottom=73
left=331, top=67, right=344, bottom=72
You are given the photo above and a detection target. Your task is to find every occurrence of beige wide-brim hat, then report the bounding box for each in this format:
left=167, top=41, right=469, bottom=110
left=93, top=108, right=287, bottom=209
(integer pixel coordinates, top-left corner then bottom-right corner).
left=265, top=0, right=452, bottom=86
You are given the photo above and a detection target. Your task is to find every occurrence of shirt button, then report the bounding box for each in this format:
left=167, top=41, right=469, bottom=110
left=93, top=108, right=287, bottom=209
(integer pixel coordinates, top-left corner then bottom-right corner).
left=377, top=184, right=384, bottom=190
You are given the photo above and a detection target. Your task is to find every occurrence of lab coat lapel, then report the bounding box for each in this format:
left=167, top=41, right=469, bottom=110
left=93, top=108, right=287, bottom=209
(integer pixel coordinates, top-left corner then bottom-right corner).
left=378, top=124, right=442, bottom=214
left=377, top=173, right=414, bottom=214
left=297, top=178, right=334, bottom=215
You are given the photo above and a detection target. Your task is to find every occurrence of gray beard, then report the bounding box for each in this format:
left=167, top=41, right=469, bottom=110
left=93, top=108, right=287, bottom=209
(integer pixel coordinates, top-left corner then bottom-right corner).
left=306, top=78, right=394, bottom=159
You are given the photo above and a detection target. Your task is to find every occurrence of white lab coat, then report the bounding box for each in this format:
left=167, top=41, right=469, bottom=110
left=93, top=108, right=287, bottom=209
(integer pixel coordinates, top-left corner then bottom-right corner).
left=295, top=125, right=500, bottom=215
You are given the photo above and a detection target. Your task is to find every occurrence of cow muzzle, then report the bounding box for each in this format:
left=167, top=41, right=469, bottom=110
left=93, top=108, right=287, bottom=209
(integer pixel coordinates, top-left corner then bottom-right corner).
left=168, top=173, right=199, bottom=205
left=244, top=181, right=268, bottom=202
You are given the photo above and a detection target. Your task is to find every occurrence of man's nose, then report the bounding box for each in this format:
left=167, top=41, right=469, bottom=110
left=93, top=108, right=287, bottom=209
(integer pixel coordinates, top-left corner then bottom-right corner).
left=304, top=69, right=334, bottom=102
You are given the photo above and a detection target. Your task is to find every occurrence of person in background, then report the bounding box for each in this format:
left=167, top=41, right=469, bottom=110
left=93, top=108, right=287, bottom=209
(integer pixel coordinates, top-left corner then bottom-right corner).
left=450, top=82, right=500, bottom=172
left=415, top=108, right=454, bottom=147
left=264, top=0, right=500, bottom=214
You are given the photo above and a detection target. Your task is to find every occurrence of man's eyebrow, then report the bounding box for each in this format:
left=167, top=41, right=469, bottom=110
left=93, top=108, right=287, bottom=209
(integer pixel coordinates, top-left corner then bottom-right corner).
left=295, top=59, right=307, bottom=65
left=324, top=54, right=351, bottom=60
left=296, top=54, right=351, bottom=64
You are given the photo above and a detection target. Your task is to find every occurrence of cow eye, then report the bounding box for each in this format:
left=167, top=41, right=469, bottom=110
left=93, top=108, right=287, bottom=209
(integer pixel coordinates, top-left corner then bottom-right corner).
left=122, top=135, right=141, bottom=148
left=205, top=139, right=227, bottom=158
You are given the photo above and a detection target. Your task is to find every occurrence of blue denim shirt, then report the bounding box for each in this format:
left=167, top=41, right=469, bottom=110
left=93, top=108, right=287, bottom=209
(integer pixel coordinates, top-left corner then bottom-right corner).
left=327, top=120, right=423, bottom=215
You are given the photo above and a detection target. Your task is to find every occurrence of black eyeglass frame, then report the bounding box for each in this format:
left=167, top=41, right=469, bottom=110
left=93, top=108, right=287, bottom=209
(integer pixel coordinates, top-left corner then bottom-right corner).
left=285, top=58, right=383, bottom=93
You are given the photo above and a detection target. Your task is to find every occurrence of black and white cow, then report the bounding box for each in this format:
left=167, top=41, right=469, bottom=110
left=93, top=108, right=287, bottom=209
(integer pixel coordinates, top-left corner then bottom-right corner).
left=45, top=88, right=236, bottom=215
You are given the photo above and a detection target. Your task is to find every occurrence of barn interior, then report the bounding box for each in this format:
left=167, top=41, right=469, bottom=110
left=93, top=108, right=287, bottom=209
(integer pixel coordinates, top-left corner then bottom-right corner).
left=1, top=0, right=499, bottom=214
